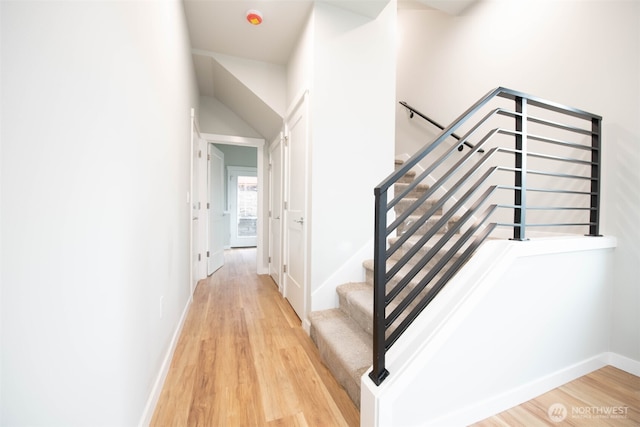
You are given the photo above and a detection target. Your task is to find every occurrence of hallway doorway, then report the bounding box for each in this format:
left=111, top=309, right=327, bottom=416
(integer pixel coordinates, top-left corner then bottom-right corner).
left=201, top=133, right=266, bottom=275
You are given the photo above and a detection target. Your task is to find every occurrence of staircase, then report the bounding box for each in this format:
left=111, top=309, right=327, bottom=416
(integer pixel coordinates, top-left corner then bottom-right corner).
left=309, top=87, right=603, bottom=409
left=309, top=159, right=459, bottom=408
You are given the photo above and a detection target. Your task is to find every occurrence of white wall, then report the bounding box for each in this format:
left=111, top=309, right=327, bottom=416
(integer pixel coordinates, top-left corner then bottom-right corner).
left=362, top=237, right=618, bottom=426
left=199, top=95, right=263, bottom=138
left=286, top=10, right=314, bottom=110
left=396, top=0, right=640, bottom=363
left=0, top=1, right=198, bottom=425
left=309, top=1, right=397, bottom=311
left=214, top=143, right=258, bottom=169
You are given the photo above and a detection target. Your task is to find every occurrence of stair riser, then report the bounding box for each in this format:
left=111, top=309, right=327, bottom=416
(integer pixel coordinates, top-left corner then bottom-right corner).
left=398, top=173, right=415, bottom=184
left=393, top=199, right=440, bottom=217
left=389, top=243, right=462, bottom=264
left=396, top=216, right=458, bottom=236
left=338, top=290, right=373, bottom=336
left=393, top=183, right=430, bottom=199
left=364, top=264, right=444, bottom=305
left=336, top=282, right=437, bottom=343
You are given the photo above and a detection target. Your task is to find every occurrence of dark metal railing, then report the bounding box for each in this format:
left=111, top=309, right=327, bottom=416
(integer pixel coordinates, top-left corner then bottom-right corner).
left=370, top=87, right=602, bottom=385
left=399, top=101, right=484, bottom=152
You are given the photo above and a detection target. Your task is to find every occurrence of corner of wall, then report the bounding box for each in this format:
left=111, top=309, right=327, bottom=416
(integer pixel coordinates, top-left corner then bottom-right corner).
left=310, top=239, right=373, bottom=312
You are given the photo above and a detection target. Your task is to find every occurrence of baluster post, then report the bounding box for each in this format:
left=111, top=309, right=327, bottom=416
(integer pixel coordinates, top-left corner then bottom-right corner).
left=588, top=117, right=602, bottom=236
left=513, top=96, right=528, bottom=241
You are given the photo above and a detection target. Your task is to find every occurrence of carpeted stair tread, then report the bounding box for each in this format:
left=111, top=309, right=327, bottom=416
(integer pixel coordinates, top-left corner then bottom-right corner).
left=309, top=309, right=372, bottom=408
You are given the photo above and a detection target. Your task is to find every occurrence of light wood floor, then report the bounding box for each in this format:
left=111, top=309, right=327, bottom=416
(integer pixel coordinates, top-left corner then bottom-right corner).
left=151, top=248, right=359, bottom=427
left=152, top=248, right=639, bottom=427
left=472, top=365, right=640, bottom=426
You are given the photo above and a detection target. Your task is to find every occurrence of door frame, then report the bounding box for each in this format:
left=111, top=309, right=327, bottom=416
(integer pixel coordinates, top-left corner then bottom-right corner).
left=208, top=144, right=225, bottom=275
left=268, top=133, right=284, bottom=292
left=200, top=133, right=266, bottom=274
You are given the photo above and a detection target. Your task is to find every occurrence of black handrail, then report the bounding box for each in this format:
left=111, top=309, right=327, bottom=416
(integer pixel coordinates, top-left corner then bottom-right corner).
left=370, top=87, right=602, bottom=386
left=399, top=101, right=484, bottom=153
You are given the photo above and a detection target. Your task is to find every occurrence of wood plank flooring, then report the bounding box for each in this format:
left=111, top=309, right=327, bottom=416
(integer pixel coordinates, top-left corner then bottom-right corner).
left=150, top=248, right=359, bottom=427
left=151, top=247, right=639, bottom=427
left=472, top=365, right=640, bottom=426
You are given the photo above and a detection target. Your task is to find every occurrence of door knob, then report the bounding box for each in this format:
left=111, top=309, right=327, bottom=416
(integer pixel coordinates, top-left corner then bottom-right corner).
left=294, top=217, right=304, bottom=224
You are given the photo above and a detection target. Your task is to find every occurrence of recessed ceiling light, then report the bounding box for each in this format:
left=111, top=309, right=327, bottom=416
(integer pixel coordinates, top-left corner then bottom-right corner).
left=246, top=9, right=263, bottom=25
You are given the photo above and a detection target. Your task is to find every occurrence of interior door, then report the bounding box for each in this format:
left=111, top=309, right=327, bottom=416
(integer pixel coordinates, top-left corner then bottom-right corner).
left=269, top=135, right=284, bottom=288
left=208, top=144, right=225, bottom=275
left=191, top=125, right=206, bottom=294
left=284, top=95, right=308, bottom=321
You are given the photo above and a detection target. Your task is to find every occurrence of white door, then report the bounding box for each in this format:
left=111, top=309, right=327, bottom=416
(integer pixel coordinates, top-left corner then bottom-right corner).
left=228, top=166, right=258, bottom=248
left=269, top=135, right=284, bottom=287
left=208, top=144, right=225, bottom=275
left=284, top=94, right=308, bottom=320
left=190, top=118, right=206, bottom=294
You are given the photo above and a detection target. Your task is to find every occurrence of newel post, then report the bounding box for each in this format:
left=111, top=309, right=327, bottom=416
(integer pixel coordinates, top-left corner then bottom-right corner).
left=370, top=187, right=389, bottom=385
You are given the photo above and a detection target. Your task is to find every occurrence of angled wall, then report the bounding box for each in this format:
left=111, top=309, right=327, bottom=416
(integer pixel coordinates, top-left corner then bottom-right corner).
left=199, top=95, right=263, bottom=138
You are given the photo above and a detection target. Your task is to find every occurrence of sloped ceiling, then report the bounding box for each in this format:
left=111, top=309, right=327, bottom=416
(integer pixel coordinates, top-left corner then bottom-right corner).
left=184, top=0, right=477, bottom=141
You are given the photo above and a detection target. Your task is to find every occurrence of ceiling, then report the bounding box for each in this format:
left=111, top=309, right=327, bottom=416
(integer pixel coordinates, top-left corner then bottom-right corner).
left=183, top=0, right=315, bottom=65
left=183, top=0, right=477, bottom=140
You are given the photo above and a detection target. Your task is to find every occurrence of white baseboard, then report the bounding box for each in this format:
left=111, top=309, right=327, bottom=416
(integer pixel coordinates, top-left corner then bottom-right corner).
left=606, top=351, right=640, bottom=377
left=429, top=352, right=639, bottom=426
left=302, top=318, right=312, bottom=335
left=431, top=354, right=608, bottom=426
left=138, top=296, right=192, bottom=427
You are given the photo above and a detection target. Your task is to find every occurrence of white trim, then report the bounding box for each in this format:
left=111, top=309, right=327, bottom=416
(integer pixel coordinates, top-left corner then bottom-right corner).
left=418, top=352, right=640, bottom=426
left=138, top=297, right=192, bottom=427
left=428, top=354, right=607, bottom=426
left=189, top=108, right=195, bottom=297
left=286, top=88, right=309, bottom=119
left=201, top=132, right=264, bottom=147
left=362, top=351, right=639, bottom=427
left=268, top=133, right=285, bottom=293
left=606, top=351, right=640, bottom=377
